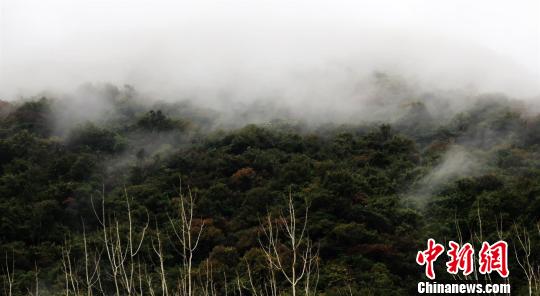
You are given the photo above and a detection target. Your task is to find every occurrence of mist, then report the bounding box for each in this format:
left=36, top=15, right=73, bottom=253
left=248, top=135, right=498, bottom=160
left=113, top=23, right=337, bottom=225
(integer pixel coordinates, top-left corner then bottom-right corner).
left=1, top=0, right=539, bottom=119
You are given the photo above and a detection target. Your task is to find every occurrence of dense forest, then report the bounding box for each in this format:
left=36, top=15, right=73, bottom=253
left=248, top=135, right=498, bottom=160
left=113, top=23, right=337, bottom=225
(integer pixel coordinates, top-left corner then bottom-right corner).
left=0, top=81, right=539, bottom=295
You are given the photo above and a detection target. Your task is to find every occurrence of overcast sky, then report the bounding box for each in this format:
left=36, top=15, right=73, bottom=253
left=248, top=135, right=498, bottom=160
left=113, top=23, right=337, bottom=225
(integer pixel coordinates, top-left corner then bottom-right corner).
left=1, top=0, right=539, bottom=99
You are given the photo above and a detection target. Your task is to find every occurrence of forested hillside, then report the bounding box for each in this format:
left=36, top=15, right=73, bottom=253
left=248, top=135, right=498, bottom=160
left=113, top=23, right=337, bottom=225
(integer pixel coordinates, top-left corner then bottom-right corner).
left=0, top=84, right=539, bottom=295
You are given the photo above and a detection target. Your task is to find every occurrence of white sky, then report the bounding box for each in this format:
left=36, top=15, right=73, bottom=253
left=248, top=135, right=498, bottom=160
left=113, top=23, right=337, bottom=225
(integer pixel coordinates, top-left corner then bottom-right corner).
left=1, top=0, right=539, bottom=98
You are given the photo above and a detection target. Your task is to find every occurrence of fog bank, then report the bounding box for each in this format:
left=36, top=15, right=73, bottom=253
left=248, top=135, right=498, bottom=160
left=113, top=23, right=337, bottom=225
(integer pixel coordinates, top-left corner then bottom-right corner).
left=1, top=0, right=539, bottom=120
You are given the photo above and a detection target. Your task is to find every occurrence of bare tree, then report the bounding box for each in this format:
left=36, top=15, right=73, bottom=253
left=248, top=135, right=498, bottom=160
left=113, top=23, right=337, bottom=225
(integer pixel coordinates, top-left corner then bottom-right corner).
left=151, top=227, right=169, bottom=296
left=61, top=237, right=80, bottom=295
left=92, top=187, right=149, bottom=296
left=2, top=252, right=14, bottom=296
left=82, top=221, right=102, bottom=296
left=169, top=187, right=205, bottom=296
left=513, top=223, right=540, bottom=296
left=60, top=230, right=102, bottom=296
left=258, top=192, right=319, bottom=296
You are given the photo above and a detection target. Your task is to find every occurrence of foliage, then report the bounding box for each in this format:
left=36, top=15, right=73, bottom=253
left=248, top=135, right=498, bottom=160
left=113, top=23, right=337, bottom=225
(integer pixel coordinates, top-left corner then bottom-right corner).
left=0, top=94, right=539, bottom=295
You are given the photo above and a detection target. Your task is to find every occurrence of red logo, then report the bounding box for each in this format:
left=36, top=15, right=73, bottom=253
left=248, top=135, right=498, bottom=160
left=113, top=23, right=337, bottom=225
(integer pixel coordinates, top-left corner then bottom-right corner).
left=416, top=238, right=445, bottom=280
left=446, top=241, right=474, bottom=276
left=479, top=241, right=509, bottom=278
left=417, top=239, right=509, bottom=279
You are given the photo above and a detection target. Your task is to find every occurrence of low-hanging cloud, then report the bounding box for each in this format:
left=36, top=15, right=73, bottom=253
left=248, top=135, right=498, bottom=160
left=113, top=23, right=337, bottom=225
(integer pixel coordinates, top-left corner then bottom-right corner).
left=1, top=0, right=539, bottom=107
left=404, top=145, right=488, bottom=206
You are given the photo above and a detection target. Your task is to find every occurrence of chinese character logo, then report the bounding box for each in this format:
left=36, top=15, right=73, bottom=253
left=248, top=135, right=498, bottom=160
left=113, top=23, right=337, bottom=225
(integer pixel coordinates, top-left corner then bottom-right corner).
left=479, top=241, right=509, bottom=278
left=446, top=241, right=474, bottom=276
left=417, top=239, right=509, bottom=279
left=416, top=238, right=445, bottom=280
